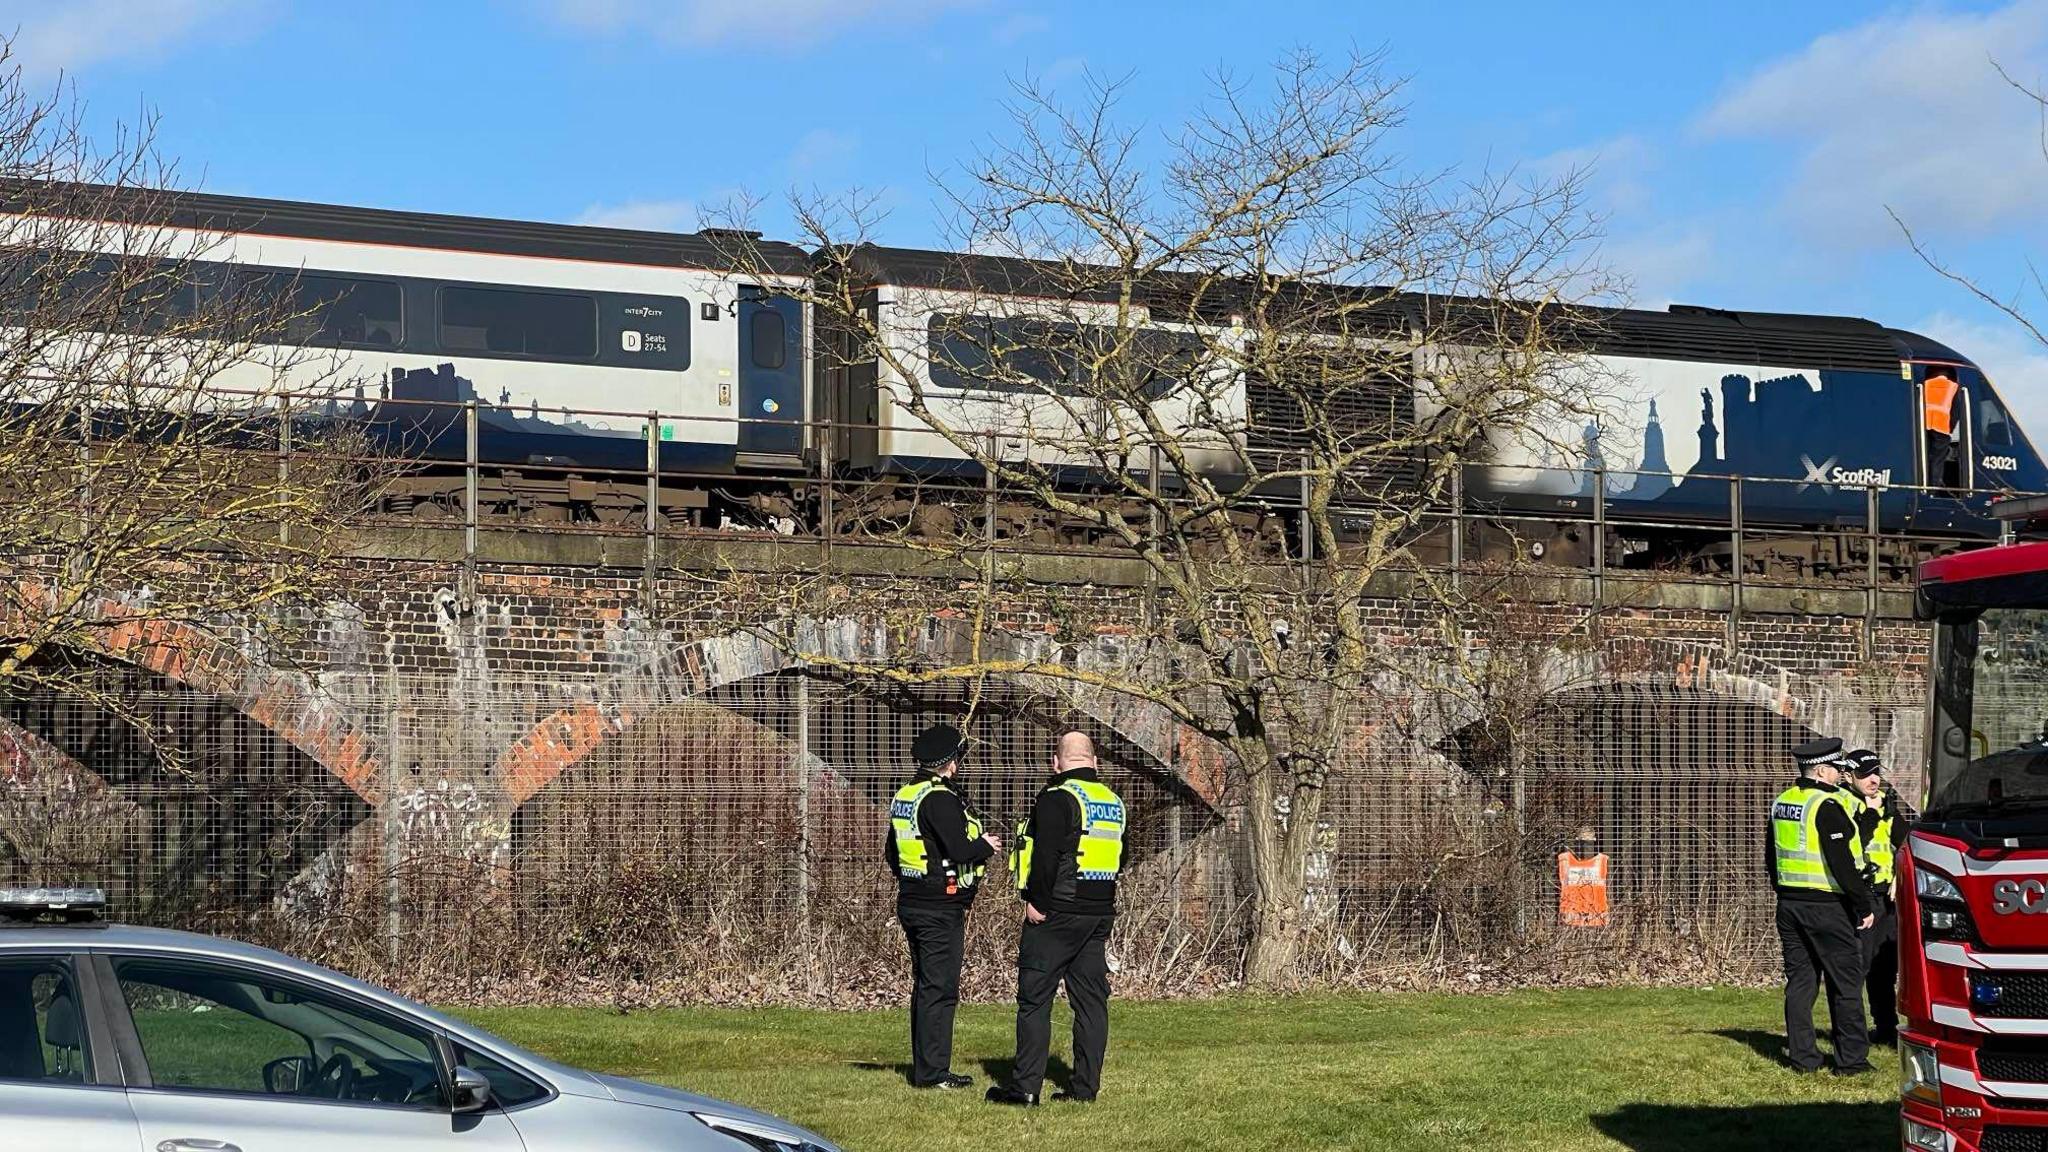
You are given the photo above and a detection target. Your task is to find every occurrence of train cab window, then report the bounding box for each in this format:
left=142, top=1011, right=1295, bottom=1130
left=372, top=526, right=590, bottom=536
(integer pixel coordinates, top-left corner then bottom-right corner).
left=439, top=286, right=597, bottom=360
left=750, top=309, right=786, bottom=369
left=1979, top=390, right=2016, bottom=449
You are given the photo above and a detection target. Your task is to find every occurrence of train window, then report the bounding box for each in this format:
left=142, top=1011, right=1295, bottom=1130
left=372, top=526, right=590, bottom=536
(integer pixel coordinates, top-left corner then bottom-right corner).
left=1979, top=391, right=2016, bottom=449
left=34, top=253, right=198, bottom=334
left=927, top=314, right=1082, bottom=392
left=750, top=309, right=786, bottom=369
left=1109, top=327, right=1207, bottom=400
left=288, top=275, right=402, bottom=348
left=439, top=286, right=597, bottom=360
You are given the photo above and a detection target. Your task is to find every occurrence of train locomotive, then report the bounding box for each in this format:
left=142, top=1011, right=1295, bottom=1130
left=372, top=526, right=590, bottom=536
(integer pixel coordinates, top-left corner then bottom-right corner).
left=14, top=183, right=2045, bottom=572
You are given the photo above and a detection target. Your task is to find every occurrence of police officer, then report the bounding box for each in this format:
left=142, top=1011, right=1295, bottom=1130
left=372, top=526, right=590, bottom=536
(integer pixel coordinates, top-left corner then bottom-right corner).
left=886, top=723, right=1000, bottom=1090
left=986, top=731, right=1125, bottom=1107
left=1845, top=748, right=1915, bottom=1047
left=1770, top=736, right=1877, bottom=1075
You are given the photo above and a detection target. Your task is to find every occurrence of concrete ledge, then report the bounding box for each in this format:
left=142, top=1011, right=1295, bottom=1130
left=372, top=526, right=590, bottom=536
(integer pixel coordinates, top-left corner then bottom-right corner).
left=341, top=526, right=1922, bottom=618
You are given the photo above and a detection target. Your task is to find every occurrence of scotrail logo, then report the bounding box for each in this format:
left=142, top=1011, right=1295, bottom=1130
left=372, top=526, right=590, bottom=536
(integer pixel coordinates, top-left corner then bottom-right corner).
left=1797, top=454, right=1892, bottom=493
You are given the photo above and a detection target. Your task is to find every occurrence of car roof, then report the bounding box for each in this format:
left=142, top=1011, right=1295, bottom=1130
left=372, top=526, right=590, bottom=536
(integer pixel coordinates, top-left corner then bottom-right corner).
left=0, top=920, right=301, bottom=963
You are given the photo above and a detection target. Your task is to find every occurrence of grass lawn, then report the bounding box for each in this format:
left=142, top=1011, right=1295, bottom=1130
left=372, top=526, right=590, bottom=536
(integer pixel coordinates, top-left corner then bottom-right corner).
left=456, top=988, right=1897, bottom=1151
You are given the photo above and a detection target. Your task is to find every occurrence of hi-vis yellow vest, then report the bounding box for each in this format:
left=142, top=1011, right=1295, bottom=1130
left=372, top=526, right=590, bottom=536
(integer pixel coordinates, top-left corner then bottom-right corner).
left=1865, top=803, right=1899, bottom=888
left=1771, top=784, right=1863, bottom=894
left=891, top=779, right=985, bottom=889
left=1010, top=778, right=1126, bottom=895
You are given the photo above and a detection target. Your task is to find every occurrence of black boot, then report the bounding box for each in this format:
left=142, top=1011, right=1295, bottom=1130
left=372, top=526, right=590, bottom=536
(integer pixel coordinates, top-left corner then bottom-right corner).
left=985, top=1086, right=1038, bottom=1106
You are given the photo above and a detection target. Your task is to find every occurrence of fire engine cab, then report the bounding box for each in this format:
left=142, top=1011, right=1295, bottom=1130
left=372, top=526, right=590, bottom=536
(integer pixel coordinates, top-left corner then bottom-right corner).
left=1902, top=504, right=2048, bottom=1151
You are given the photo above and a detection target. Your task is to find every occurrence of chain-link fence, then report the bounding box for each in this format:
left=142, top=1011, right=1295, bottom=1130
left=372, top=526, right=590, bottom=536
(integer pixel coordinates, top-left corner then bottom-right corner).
left=0, top=659, right=1923, bottom=1004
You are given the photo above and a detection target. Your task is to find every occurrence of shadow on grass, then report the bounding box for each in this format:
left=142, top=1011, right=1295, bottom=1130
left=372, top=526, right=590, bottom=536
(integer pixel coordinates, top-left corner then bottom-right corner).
left=1707, top=1029, right=1787, bottom=1064
left=1590, top=1102, right=1894, bottom=1152
left=976, top=1054, right=1073, bottom=1093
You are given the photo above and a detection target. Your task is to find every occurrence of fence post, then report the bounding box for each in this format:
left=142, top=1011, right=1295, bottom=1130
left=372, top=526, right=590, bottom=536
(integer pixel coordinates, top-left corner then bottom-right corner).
left=1726, top=476, right=1744, bottom=658
left=463, top=400, right=479, bottom=599
left=1449, top=462, right=1464, bottom=591
left=795, top=670, right=814, bottom=976
left=1146, top=444, right=1162, bottom=629
left=1297, top=452, right=1314, bottom=564
left=1591, top=467, right=1606, bottom=611
left=644, top=411, right=660, bottom=607
left=383, top=678, right=403, bottom=970
left=277, top=393, right=292, bottom=549
left=984, top=432, right=999, bottom=548
left=1865, top=482, right=1881, bottom=659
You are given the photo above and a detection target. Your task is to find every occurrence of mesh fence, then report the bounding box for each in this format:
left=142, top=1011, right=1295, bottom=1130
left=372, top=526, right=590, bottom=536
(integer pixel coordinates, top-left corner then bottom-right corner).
left=0, top=663, right=1923, bottom=1004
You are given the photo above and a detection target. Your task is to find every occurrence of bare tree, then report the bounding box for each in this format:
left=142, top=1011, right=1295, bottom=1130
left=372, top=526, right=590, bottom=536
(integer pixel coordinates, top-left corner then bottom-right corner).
left=1891, top=62, right=2048, bottom=351
left=717, top=50, right=1611, bottom=986
left=0, top=49, right=378, bottom=734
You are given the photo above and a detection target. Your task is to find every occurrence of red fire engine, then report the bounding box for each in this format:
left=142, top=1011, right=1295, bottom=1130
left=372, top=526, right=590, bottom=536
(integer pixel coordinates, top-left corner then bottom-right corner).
left=1901, top=508, right=2048, bottom=1150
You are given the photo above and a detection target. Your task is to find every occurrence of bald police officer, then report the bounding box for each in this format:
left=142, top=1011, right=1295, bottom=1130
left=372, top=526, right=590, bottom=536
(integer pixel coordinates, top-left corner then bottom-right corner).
left=1769, top=737, right=1877, bottom=1075
left=987, top=731, right=1126, bottom=1107
left=886, top=724, right=1000, bottom=1089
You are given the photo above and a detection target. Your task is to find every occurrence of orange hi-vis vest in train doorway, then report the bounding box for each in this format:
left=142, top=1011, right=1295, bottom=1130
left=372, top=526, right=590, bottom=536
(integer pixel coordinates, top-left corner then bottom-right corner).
left=1925, top=374, right=1960, bottom=437
left=1558, top=851, right=1610, bottom=928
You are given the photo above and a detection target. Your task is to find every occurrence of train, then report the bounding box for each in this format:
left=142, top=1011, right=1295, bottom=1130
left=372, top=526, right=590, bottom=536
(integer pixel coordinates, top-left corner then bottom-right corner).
left=8, top=182, right=2044, bottom=574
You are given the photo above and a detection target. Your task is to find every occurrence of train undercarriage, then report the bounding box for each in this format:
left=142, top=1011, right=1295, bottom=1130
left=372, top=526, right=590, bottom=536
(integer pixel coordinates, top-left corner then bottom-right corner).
left=373, top=464, right=1968, bottom=584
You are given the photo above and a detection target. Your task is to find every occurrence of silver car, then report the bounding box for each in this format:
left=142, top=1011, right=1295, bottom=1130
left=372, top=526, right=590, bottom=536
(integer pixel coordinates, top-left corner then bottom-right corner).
left=0, top=890, right=839, bottom=1152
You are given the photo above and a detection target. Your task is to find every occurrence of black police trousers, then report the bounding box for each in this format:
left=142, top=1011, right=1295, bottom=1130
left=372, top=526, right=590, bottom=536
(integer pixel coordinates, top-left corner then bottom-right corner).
left=1777, top=896, right=1869, bottom=1071
left=1007, top=911, right=1113, bottom=1100
left=1863, top=900, right=1899, bottom=1044
left=899, top=903, right=967, bottom=1086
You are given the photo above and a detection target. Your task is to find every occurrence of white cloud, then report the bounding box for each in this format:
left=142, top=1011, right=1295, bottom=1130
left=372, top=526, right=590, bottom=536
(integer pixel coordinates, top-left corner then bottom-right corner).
left=1699, top=0, right=2048, bottom=249
left=1532, top=134, right=1655, bottom=216
left=1602, top=226, right=1717, bottom=308
left=0, top=0, right=259, bottom=75
left=574, top=199, right=697, bottom=232
left=1915, top=309, right=2048, bottom=437
left=536, top=0, right=979, bottom=50
left=787, top=128, right=856, bottom=172
left=992, top=10, right=1047, bottom=44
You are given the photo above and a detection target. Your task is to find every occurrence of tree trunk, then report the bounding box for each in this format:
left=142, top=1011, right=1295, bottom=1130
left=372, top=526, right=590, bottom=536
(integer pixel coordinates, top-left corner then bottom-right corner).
left=1244, top=876, right=1306, bottom=988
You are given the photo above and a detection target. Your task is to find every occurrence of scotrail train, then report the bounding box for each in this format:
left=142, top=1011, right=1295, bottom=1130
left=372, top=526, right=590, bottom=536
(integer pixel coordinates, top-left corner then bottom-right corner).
left=12, top=182, right=2043, bottom=574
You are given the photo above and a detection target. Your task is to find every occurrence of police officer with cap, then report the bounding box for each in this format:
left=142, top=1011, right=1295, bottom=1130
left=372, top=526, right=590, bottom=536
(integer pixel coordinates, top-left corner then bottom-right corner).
left=886, top=723, right=1000, bottom=1089
left=1845, top=747, right=1915, bottom=1046
left=1769, top=736, right=1877, bottom=1074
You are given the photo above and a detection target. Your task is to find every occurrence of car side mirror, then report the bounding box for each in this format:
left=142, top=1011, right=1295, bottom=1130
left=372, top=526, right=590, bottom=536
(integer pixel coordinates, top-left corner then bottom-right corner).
left=449, top=1065, right=493, bottom=1114
left=263, top=1055, right=315, bottom=1095
left=1943, top=727, right=1969, bottom=758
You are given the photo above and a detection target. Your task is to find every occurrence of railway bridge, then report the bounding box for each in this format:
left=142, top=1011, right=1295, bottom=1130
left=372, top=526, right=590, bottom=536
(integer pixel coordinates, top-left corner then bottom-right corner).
left=0, top=522, right=1937, bottom=997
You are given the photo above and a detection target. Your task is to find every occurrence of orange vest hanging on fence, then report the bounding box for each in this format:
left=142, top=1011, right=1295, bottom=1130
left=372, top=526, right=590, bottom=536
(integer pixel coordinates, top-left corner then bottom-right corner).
left=1924, top=374, right=1960, bottom=437
left=1558, top=852, right=1610, bottom=928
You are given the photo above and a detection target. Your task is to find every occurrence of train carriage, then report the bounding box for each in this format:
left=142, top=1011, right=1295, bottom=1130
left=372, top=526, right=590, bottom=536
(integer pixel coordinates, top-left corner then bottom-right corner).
left=7, top=181, right=2042, bottom=566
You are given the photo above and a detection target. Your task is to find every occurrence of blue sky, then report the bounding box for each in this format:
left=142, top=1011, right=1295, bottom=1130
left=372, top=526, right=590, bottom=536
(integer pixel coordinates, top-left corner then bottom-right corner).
left=14, top=0, right=2048, bottom=427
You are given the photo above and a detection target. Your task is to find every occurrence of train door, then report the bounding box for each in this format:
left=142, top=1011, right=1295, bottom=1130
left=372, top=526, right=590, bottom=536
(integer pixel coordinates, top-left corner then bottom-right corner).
left=737, top=286, right=804, bottom=460
left=1917, top=364, right=1973, bottom=497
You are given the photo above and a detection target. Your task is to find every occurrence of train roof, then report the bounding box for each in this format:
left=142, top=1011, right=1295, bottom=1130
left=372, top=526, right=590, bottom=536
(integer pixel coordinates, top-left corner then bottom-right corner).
left=840, top=244, right=1942, bottom=374
left=0, top=180, right=814, bottom=278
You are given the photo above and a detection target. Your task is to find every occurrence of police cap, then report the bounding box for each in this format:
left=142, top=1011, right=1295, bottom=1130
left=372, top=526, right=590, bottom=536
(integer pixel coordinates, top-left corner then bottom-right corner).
left=1792, top=737, right=1844, bottom=770
left=1844, top=748, right=1884, bottom=778
left=912, top=724, right=967, bottom=772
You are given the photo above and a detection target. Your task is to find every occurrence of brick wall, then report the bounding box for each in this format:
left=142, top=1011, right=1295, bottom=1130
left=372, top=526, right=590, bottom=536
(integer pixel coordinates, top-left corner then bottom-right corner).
left=0, top=534, right=1935, bottom=1002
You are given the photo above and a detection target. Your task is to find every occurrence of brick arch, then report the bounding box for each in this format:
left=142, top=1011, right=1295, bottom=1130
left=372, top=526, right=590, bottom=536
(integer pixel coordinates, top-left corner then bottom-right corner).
left=11, top=580, right=385, bottom=802
left=492, top=617, right=1226, bottom=808
left=1435, top=634, right=1920, bottom=779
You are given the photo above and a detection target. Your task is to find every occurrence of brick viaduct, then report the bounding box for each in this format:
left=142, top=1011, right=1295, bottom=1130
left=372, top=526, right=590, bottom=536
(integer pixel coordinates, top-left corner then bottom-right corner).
left=0, top=526, right=1935, bottom=897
